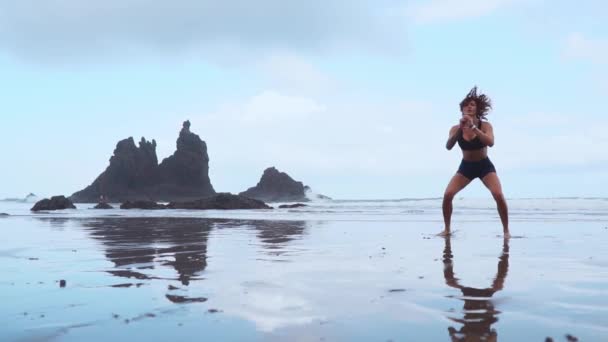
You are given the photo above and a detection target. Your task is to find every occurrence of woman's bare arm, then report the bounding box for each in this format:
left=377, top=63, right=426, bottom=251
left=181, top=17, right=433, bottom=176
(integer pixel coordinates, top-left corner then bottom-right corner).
left=446, top=125, right=462, bottom=150
left=473, top=122, right=494, bottom=147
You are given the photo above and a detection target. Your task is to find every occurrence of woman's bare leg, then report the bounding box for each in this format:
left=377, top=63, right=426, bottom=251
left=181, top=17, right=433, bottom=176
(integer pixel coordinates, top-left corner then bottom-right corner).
left=439, top=173, right=471, bottom=236
left=481, top=172, right=510, bottom=238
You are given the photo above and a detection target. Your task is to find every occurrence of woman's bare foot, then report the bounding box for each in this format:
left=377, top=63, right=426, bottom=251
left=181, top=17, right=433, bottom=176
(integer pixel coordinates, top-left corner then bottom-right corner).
left=436, top=230, right=451, bottom=237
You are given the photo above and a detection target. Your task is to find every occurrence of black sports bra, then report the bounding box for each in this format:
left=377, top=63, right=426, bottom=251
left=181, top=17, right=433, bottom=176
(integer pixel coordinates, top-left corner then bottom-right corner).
left=457, top=121, right=486, bottom=151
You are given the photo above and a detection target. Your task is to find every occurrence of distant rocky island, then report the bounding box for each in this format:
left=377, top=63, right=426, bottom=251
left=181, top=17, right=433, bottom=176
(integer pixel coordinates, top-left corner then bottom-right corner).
left=70, top=121, right=215, bottom=203
left=239, top=167, right=330, bottom=202
left=64, top=120, right=328, bottom=205
left=240, top=167, right=310, bottom=203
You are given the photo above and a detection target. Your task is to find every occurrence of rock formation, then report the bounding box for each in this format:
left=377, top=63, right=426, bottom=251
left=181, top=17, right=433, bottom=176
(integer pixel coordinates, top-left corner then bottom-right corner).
left=239, top=167, right=309, bottom=202
left=168, top=193, right=272, bottom=210
left=93, top=203, right=114, bottom=209
left=156, top=120, right=214, bottom=200
left=118, top=194, right=271, bottom=210
left=31, top=196, right=77, bottom=211
left=278, top=203, right=308, bottom=209
left=71, top=121, right=215, bottom=202
left=120, top=200, right=166, bottom=210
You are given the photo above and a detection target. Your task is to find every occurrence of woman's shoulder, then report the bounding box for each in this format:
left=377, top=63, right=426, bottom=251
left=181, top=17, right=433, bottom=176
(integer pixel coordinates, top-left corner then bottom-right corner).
left=481, top=120, right=493, bottom=129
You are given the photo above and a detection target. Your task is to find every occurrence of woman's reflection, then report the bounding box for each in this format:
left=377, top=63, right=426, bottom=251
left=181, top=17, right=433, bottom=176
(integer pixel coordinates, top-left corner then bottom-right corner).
left=442, top=236, right=510, bottom=341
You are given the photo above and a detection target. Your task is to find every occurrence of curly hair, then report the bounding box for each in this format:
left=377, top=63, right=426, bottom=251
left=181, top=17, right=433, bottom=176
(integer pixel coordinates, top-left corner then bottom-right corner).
left=459, top=86, right=492, bottom=120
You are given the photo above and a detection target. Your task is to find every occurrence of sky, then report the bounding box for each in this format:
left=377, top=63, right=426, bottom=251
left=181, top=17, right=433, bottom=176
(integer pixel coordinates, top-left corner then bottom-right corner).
left=0, top=0, right=607, bottom=200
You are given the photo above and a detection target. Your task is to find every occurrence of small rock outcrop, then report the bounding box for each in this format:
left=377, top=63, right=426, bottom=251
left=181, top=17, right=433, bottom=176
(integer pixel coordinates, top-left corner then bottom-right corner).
left=93, top=203, right=114, bottom=209
left=278, top=203, right=308, bottom=209
left=304, top=186, right=332, bottom=200
left=1, top=193, right=38, bottom=203
left=70, top=121, right=215, bottom=203
left=168, top=193, right=272, bottom=210
left=239, top=167, right=309, bottom=203
left=31, top=196, right=77, bottom=211
left=120, top=201, right=166, bottom=210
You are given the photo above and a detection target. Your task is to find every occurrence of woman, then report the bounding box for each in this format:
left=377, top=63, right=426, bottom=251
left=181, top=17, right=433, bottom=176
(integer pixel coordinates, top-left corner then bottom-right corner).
left=438, top=87, right=509, bottom=238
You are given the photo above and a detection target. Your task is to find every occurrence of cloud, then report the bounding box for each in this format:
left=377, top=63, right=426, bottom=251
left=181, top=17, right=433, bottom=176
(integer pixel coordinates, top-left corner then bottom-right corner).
left=562, top=33, right=608, bottom=95
left=211, top=90, right=327, bottom=124
left=408, top=0, right=520, bottom=24
left=194, top=89, right=446, bottom=183
left=563, top=33, right=608, bottom=64
left=0, top=0, right=408, bottom=64
left=258, top=53, right=334, bottom=94
left=492, top=111, right=608, bottom=169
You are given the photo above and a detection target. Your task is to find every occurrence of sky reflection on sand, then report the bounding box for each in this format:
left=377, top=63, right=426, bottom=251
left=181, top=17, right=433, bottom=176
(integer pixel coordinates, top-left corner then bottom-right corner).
left=1, top=212, right=608, bottom=341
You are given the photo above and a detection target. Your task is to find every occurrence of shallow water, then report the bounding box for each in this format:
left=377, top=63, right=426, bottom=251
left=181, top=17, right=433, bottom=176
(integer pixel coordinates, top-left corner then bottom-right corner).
left=1, top=199, right=608, bottom=341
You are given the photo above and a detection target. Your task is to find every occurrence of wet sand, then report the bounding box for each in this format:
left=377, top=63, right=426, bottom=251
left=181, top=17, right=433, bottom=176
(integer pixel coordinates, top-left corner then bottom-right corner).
left=1, top=214, right=608, bottom=341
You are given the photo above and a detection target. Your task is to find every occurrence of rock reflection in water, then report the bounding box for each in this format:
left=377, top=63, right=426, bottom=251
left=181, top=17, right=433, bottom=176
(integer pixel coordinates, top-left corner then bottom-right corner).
left=35, top=217, right=71, bottom=229
left=254, top=220, right=307, bottom=249
left=81, top=217, right=308, bottom=284
left=83, top=217, right=212, bottom=286
left=212, top=219, right=308, bottom=256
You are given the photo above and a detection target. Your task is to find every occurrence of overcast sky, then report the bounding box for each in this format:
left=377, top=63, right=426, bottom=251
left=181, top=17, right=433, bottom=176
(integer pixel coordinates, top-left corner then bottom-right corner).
left=1, top=0, right=607, bottom=199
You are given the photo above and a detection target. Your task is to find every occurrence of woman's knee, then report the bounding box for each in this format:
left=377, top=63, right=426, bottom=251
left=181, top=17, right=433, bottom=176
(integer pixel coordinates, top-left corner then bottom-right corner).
left=444, top=190, right=456, bottom=201
left=491, top=190, right=505, bottom=201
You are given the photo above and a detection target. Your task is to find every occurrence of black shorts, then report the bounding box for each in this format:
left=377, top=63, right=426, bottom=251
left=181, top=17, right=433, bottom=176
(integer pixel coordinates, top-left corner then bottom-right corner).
left=457, top=158, right=496, bottom=180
